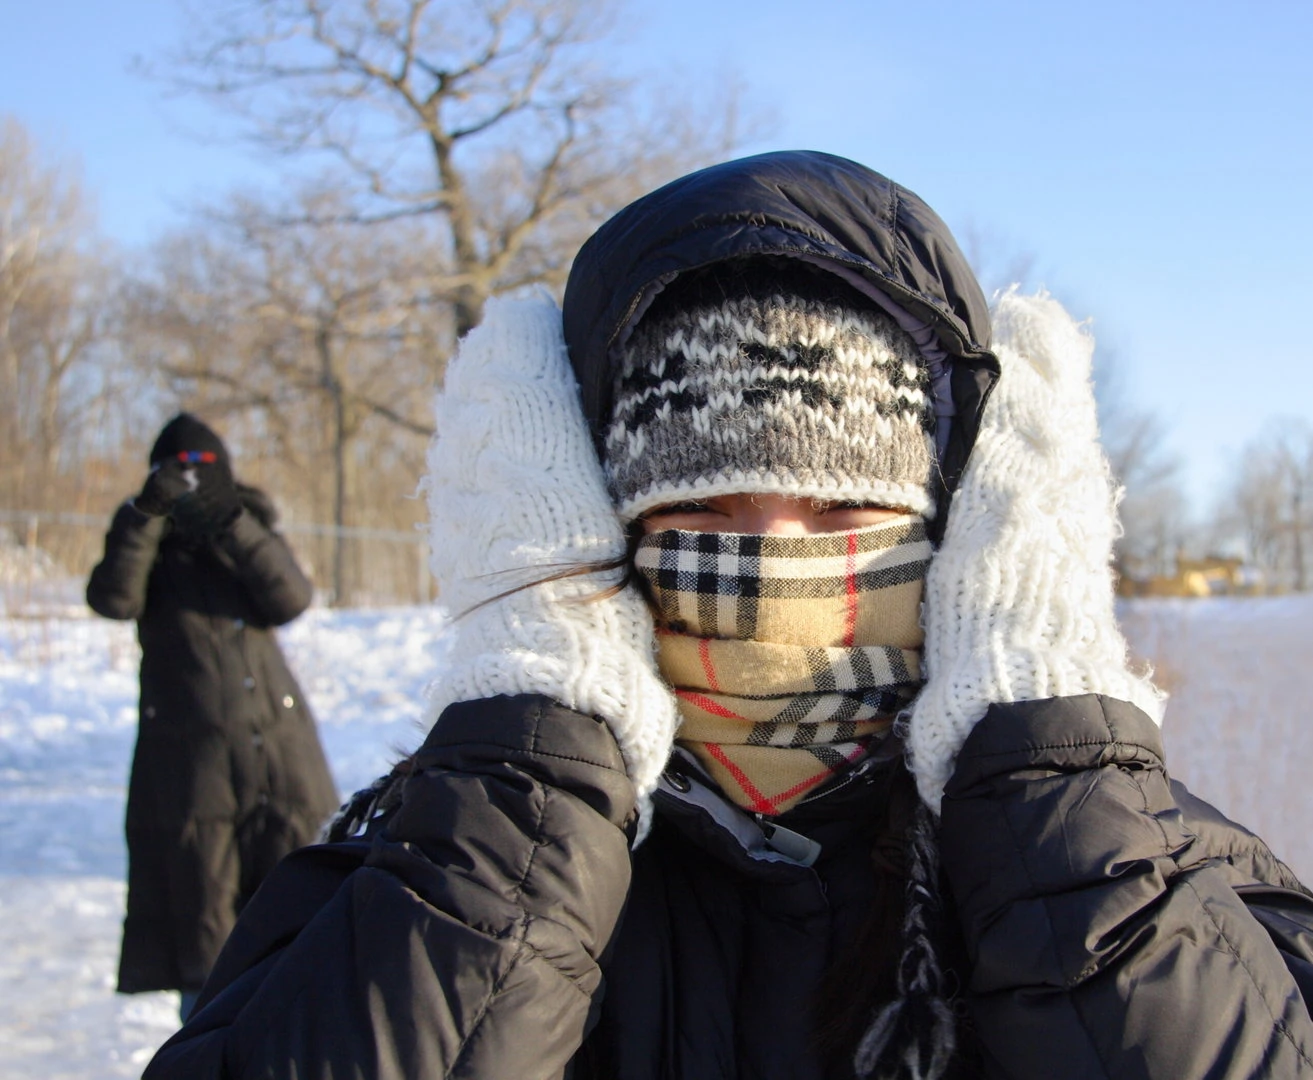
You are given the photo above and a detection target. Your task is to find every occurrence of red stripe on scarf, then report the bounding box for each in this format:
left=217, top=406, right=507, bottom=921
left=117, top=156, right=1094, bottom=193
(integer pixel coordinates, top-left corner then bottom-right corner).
left=705, top=742, right=778, bottom=814
left=679, top=691, right=874, bottom=815
left=843, top=530, right=859, bottom=647
left=675, top=688, right=747, bottom=721
left=769, top=741, right=872, bottom=806
left=698, top=638, right=722, bottom=691
left=677, top=689, right=779, bottom=814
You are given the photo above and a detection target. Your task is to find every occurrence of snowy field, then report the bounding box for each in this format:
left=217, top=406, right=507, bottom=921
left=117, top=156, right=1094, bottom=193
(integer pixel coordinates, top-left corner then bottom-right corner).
left=2, top=592, right=1311, bottom=1077
left=0, top=600, right=452, bottom=1079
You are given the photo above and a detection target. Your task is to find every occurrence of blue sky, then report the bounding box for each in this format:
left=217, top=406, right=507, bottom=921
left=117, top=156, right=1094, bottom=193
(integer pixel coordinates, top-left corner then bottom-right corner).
left=4, top=0, right=1310, bottom=512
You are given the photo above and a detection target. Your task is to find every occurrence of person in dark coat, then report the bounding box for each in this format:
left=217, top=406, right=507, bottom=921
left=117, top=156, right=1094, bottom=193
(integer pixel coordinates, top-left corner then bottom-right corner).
left=145, top=154, right=1313, bottom=1079
left=87, top=413, right=339, bottom=1016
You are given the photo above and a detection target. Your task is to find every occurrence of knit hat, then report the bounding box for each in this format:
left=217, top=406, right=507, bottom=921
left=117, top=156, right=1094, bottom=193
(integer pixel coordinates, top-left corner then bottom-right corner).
left=149, top=413, right=229, bottom=468
left=603, top=266, right=935, bottom=521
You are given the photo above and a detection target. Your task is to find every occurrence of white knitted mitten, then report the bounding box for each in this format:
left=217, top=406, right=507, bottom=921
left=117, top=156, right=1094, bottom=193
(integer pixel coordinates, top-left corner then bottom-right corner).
left=909, top=289, right=1166, bottom=813
left=422, top=294, right=679, bottom=805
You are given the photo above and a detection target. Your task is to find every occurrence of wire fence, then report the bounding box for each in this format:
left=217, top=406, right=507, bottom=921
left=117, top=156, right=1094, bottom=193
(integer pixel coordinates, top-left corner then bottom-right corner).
left=0, top=508, right=432, bottom=616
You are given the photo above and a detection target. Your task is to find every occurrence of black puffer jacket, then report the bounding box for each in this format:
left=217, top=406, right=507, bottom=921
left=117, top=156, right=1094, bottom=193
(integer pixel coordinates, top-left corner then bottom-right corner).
left=87, top=490, right=340, bottom=993
left=144, top=692, right=1313, bottom=1078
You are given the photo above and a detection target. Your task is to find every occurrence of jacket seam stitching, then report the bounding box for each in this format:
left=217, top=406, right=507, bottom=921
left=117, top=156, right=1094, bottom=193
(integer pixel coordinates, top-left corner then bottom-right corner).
left=890, top=186, right=909, bottom=270
left=444, top=936, right=533, bottom=1078
left=510, top=713, right=597, bottom=997
left=961, top=738, right=1160, bottom=762
left=445, top=736, right=556, bottom=1077
left=1182, top=874, right=1313, bottom=1068
left=508, top=734, right=548, bottom=911
left=1103, top=696, right=1177, bottom=858
left=1006, top=728, right=1117, bottom=1077
left=511, top=929, right=598, bottom=1000
left=1020, top=839, right=1122, bottom=1075
left=419, top=746, right=626, bottom=774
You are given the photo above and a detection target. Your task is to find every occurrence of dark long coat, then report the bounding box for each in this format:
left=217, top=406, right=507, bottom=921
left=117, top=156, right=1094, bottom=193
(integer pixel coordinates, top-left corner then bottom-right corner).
left=87, top=489, right=339, bottom=993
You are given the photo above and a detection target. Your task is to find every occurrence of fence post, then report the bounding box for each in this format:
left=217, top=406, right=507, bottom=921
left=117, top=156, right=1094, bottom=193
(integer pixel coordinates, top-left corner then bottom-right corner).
left=417, top=534, right=431, bottom=602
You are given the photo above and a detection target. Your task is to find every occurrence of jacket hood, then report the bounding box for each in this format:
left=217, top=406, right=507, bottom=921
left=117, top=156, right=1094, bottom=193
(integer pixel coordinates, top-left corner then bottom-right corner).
left=561, top=151, right=1001, bottom=510
left=149, top=412, right=230, bottom=468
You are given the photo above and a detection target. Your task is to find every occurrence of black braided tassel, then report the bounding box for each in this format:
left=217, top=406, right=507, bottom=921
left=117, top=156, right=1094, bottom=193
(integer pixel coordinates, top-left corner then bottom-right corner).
left=853, top=801, right=956, bottom=1080
left=322, top=766, right=408, bottom=842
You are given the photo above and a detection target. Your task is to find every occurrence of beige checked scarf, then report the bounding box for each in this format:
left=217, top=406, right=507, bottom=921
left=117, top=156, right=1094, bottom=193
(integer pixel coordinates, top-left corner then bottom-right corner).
left=634, top=516, right=932, bottom=815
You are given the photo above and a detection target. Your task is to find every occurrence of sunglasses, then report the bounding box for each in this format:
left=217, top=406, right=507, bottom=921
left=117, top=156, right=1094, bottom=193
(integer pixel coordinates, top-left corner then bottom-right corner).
left=175, top=451, right=218, bottom=464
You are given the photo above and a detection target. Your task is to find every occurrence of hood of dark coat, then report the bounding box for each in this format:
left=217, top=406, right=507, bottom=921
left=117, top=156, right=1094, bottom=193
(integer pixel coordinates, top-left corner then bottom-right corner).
left=561, top=150, right=1001, bottom=509
left=149, top=413, right=230, bottom=468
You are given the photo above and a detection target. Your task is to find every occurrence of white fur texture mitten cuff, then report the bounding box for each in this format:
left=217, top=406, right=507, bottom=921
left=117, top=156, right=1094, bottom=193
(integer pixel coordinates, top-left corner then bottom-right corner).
left=422, top=295, right=679, bottom=804
left=909, top=290, right=1166, bottom=813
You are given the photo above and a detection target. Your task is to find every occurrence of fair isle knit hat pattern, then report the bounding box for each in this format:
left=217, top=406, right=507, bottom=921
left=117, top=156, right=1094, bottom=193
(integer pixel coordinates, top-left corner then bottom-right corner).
left=604, top=281, right=936, bottom=521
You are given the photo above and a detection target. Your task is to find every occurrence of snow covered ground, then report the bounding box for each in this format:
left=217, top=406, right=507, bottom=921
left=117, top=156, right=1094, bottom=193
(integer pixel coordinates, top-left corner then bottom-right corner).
left=2, top=593, right=1311, bottom=1077
left=1118, top=595, right=1313, bottom=880
left=0, top=603, right=451, bottom=1079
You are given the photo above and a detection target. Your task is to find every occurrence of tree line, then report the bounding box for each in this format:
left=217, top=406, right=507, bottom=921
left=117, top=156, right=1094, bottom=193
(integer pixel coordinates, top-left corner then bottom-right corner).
left=2, top=0, right=1308, bottom=603
left=2, top=0, right=750, bottom=603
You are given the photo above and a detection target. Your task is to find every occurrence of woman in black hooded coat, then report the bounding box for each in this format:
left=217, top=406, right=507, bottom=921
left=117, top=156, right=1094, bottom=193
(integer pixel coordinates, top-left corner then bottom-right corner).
left=143, top=155, right=1313, bottom=1079
left=87, top=414, right=339, bottom=1007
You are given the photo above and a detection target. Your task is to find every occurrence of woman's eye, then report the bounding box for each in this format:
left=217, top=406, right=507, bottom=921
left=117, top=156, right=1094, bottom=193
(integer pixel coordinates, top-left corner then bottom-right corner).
left=650, top=501, right=711, bottom=516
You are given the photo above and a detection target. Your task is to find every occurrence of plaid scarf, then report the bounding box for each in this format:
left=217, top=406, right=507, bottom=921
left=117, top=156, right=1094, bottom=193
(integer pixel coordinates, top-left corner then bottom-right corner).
left=635, top=516, right=931, bottom=814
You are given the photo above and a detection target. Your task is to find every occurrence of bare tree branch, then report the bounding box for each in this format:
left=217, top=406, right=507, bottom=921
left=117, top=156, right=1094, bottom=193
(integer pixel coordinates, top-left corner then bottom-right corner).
left=133, top=0, right=763, bottom=599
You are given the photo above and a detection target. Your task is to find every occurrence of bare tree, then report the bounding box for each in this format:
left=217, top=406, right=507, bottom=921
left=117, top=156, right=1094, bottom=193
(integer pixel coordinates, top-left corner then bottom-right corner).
left=161, top=0, right=751, bottom=342
left=961, top=230, right=1191, bottom=582
left=134, top=0, right=755, bottom=603
left=0, top=116, right=126, bottom=511
left=1217, top=423, right=1313, bottom=592
left=958, top=222, right=1038, bottom=299
left=1092, top=346, right=1192, bottom=581
left=125, top=194, right=439, bottom=602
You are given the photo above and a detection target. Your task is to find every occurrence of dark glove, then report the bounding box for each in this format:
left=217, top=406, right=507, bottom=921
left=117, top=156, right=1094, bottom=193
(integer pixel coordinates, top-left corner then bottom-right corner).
left=171, top=459, right=242, bottom=538
left=133, top=459, right=194, bottom=517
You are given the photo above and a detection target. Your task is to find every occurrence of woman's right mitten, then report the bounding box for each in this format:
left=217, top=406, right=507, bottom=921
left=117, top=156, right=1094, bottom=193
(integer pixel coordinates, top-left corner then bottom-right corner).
left=422, top=294, right=679, bottom=805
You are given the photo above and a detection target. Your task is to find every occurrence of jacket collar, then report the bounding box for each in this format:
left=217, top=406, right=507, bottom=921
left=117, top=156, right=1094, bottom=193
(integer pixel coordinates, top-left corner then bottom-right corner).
left=653, top=745, right=896, bottom=875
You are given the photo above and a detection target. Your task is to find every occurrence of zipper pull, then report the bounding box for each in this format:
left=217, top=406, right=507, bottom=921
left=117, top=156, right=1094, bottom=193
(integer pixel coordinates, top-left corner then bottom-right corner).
left=757, top=818, right=822, bottom=867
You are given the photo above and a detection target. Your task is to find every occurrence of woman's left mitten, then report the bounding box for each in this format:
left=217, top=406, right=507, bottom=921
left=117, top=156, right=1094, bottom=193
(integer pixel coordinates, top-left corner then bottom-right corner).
left=909, top=290, right=1165, bottom=812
